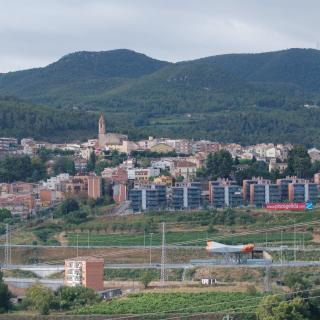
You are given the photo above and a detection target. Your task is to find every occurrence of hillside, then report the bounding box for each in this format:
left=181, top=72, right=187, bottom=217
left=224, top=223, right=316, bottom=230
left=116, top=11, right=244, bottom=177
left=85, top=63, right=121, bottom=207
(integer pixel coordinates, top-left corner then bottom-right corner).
left=0, top=97, right=98, bottom=141
left=1, top=48, right=320, bottom=145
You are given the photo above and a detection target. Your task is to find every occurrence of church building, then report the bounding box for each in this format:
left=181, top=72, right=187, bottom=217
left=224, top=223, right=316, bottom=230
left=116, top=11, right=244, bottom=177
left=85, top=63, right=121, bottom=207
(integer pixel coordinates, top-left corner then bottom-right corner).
left=98, top=114, right=138, bottom=153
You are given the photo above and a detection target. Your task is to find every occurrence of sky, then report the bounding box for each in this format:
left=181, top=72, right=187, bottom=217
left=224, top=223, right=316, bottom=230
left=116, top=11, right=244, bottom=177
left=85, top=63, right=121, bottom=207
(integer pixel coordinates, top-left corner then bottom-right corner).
left=0, top=0, right=319, bottom=73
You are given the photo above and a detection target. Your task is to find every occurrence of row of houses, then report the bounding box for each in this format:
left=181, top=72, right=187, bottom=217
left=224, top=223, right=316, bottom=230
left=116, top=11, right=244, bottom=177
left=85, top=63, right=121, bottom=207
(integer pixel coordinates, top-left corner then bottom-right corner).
left=0, top=174, right=102, bottom=217
left=0, top=133, right=293, bottom=162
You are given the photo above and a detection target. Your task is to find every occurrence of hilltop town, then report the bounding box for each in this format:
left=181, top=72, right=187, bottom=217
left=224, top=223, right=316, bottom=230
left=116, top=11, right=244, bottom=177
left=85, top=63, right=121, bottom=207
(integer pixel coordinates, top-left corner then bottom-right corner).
left=1, top=114, right=320, bottom=218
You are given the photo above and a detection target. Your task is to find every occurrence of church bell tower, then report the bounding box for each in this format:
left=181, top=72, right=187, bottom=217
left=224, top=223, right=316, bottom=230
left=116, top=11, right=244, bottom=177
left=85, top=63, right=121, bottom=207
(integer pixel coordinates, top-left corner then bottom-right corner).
left=98, top=113, right=107, bottom=148
left=99, top=113, right=106, bottom=134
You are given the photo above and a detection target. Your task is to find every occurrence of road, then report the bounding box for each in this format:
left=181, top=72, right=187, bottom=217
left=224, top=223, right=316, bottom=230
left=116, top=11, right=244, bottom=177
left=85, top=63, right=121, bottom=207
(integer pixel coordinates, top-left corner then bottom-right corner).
left=3, top=264, right=65, bottom=277
left=4, top=277, right=63, bottom=290
left=2, top=244, right=320, bottom=251
left=3, top=260, right=320, bottom=277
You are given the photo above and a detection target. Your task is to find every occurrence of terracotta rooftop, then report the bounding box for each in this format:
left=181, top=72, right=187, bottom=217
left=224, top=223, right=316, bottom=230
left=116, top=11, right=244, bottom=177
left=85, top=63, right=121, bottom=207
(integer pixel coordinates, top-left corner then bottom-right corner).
left=174, top=160, right=196, bottom=168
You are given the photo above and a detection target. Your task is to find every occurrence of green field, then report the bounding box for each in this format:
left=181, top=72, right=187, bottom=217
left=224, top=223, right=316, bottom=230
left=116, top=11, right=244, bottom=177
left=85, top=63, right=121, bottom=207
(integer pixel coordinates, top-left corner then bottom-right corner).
left=67, top=230, right=209, bottom=246
left=74, top=292, right=263, bottom=317
left=67, top=230, right=312, bottom=247
left=103, top=268, right=184, bottom=281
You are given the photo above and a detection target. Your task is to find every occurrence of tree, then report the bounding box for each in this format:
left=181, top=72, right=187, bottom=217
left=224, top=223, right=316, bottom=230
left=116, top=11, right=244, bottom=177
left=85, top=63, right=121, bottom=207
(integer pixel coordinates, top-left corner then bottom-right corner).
left=206, top=150, right=233, bottom=179
left=140, top=271, right=154, bottom=289
left=235, top=160, right=271, bottom=184
left=59, top=198, right=80, bottom=215
left=95, top=160, right=109, bottom=175
left=31, top=157, right=47, bottom=181
left=284, top=273, right=312, bottom=296
left=0, top=155, right=47, bottom=183
left=0, top=155, right=33, bottom=182
left=312, top=160, right=320, bottom=175
left=55, top=286, right=100, bottom=310
left=139, top=157, right=151, bottom=168
left=0, top=209, right=12, bottom=222
left=0, top=271, right=12, bottom=313
left=26, top=284, right=54, bottom=315
left=53, top=157, right=75, bottom=176
left=258, top=295, right=312, bottom=320
left=286, top=145, right=312, bottom=178
left=87, top=151, right=97, bottom=172
left=65, top=209, right=88, bottom=224
left=273, top=298, right=310, bottom=320
left=175, top=175, right=184, bottom=182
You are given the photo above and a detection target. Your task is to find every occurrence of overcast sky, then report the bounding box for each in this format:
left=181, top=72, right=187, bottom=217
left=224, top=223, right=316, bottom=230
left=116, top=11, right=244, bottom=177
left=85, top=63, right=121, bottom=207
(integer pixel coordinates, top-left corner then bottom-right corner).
left=0, top=0, right=319, bottom=72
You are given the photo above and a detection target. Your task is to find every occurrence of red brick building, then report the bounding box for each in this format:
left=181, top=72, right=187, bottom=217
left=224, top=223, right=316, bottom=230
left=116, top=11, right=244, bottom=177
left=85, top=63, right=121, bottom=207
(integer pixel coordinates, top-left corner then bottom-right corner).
left=87, top=175, right=102, bottom=199
left=64, top=256, right=104, bottom=291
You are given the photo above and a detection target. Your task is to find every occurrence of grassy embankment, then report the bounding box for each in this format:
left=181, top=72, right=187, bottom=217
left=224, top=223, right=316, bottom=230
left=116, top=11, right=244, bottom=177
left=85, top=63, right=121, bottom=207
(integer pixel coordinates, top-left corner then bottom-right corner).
left=2, top=208, right=320, bottom=264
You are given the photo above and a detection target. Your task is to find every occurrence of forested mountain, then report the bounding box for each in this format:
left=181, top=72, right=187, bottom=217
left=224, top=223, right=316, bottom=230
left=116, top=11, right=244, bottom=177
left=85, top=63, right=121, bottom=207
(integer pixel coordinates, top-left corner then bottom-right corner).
left=198, top=48, right=320, bottom=92
left=1, top=48, right=320, bottom=145
left=0, top=49, right=170, bottom=106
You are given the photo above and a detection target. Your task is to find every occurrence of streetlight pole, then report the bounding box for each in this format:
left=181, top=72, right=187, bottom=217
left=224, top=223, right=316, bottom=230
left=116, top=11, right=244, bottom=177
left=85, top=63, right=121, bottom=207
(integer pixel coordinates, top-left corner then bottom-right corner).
left=76, top=234, right=79, bottom=257
left=149, top=233, right=154, bottom=265
left=143, top=231, right=146, bottom=265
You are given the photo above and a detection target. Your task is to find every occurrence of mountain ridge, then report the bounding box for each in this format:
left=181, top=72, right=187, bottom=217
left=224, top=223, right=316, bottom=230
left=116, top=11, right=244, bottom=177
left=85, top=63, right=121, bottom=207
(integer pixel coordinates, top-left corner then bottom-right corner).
left=1, top=48, right=320, bottom=146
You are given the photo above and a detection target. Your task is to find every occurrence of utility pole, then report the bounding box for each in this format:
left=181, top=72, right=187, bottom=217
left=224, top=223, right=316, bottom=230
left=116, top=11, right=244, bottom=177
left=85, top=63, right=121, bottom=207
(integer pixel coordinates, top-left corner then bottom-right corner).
left=264, top=266, right=271, bottom=292
left=76, top=234, right=79, bottom=257
left=149, top=233, right=153, bottom=265
left=143, top=231, right=146, bottom=265
left=294, top=220, right=296, bottom=262
left=4, top=224, right=11, bottom=266
left=265, top=232, right=268, bottom=249
left=280, top=230, right=283, bottom=264
left=160, top=222, right=166, bottom=285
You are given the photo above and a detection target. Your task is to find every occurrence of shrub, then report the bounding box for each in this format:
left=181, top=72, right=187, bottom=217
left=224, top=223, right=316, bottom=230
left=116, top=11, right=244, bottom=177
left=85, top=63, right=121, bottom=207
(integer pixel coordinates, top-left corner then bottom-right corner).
left=246, top=285, right=258, bottom=296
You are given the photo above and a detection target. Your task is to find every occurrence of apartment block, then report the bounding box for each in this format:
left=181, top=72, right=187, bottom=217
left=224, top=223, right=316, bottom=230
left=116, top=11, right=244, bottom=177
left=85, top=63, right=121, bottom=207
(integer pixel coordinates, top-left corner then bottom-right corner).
left=288, top=182, right=318, bottom=203
left=171, top=183, right=201, bottom=210
left=129, top=184, right=167, bottom=212
left=276, top=177, right=306, bottom=201
left=64, top=257, right=104, bottom=291
left=209, top=180, right=242, bottom=208
left=243, top=177, right=270, bottom=204
left=249, top=183, right=280, bottom=208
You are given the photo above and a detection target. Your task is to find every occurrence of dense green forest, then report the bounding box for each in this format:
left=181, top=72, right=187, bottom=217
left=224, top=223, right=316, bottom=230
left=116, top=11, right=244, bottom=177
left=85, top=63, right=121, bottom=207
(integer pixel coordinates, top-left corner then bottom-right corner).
left=0, top=97, right=97, bottom=141
left=1, top=48, right=320, bottom=145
